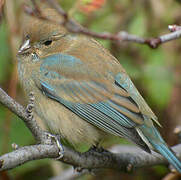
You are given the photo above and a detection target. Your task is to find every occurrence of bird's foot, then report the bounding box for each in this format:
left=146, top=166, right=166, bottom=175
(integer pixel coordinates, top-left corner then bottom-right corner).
left=45, top=132, right=64, bottom=159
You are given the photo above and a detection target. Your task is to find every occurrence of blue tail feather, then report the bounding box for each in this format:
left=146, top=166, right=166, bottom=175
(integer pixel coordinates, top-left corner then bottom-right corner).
left=152, top=142, right=181, bottom=173
left=140, top=125, right=181, bottom=173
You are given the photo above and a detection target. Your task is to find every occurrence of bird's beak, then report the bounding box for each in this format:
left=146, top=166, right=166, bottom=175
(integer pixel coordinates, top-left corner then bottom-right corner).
left=18, top=39, right=31, bottom=54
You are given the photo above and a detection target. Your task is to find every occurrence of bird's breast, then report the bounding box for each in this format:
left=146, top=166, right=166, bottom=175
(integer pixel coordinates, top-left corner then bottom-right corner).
left=34, top=91, right=104, bottom=149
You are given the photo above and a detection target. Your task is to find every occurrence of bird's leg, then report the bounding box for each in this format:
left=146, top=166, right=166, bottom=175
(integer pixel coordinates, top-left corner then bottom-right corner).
left=26, top=92, right=64, bottom=159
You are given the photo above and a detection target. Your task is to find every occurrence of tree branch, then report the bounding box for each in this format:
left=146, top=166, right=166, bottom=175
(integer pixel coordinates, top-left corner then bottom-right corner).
left=1, top=141, right=181, bottom=172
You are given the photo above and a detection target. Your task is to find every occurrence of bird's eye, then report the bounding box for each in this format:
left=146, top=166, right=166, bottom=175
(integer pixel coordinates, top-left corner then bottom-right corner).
left=44, top=40, right=52, bottom=46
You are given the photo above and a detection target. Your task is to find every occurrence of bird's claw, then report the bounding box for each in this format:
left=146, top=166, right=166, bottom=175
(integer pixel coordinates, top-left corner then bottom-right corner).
left=45, top=132, right=64, bottom=159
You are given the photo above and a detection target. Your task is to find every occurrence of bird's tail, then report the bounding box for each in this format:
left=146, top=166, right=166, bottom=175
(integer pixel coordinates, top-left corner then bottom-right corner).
left=151, top=142, right=181, bottom=173
left=139, top=125, right=181, bottom=173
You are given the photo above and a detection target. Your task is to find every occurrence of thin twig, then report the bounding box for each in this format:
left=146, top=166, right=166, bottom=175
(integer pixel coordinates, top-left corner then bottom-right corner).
left=168, top=25, right=181, bottom=32
left=22, top=0, right=181, bottom=49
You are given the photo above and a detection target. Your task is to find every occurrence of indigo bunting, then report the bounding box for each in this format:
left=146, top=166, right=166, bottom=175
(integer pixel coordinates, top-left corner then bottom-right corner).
left=17, top=4, right=181, bottom=172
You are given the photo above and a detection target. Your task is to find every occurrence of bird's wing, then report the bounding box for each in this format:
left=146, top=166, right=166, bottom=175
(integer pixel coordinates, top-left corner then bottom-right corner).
left=115, top=73, right=160, bottom=126
left=33, top=53, right=150, bottom=152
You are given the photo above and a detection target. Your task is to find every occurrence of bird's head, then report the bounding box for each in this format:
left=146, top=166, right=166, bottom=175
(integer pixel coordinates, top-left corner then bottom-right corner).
left=17, top=1, right=72, bottom=64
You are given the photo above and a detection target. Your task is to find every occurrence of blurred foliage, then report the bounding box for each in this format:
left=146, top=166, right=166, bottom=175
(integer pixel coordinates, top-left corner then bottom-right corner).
left=0, top=22, right=11, bottom=84
left=1, top=0, right=181, bottom=179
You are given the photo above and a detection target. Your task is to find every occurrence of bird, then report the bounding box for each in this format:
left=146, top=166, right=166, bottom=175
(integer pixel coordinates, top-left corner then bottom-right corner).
left=17, top=2, right=181, bottom=172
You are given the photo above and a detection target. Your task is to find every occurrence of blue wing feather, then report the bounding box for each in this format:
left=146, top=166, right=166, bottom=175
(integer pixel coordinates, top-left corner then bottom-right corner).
left=39, top=78, right=150, bottom=152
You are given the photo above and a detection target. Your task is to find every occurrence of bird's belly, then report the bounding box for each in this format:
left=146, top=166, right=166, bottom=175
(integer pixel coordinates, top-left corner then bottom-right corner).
left=34, top=93, right=104, bottom=148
